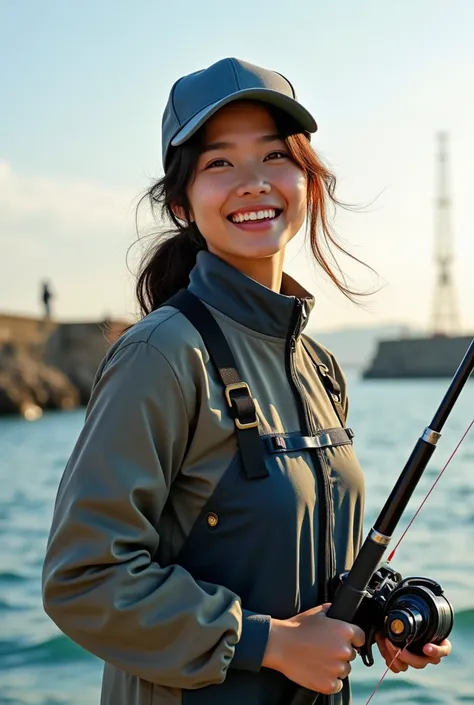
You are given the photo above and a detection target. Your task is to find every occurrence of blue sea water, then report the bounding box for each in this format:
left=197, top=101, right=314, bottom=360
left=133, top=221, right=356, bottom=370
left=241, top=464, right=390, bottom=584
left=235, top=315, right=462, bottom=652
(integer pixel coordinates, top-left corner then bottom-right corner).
left=0, top=373, right=473, bottom=704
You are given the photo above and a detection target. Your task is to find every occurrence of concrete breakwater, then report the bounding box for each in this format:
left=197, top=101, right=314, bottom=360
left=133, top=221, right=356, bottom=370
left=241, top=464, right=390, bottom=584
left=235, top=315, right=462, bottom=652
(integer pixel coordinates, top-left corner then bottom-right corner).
left=0, top=314, right=129, bottom=417
left=363, top=334, right=474, bottom=379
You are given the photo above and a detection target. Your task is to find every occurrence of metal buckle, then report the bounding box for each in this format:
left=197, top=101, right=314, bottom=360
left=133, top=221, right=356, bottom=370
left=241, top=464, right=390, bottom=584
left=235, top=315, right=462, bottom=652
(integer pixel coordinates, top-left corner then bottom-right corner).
left=224, top=382, right=259, bottom=430
left=317, top=432, right=332, bottom=448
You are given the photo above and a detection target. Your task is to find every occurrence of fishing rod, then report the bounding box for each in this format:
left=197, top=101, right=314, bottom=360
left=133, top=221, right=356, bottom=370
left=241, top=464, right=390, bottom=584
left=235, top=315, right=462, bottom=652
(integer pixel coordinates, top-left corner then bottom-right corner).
left=291, top=338, right=474, bottom=705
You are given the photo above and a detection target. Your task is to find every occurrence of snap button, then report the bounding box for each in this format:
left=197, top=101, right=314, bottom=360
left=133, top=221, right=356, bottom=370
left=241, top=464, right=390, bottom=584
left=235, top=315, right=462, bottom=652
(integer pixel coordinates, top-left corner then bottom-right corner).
left=207, top=512, right=219, bottom=528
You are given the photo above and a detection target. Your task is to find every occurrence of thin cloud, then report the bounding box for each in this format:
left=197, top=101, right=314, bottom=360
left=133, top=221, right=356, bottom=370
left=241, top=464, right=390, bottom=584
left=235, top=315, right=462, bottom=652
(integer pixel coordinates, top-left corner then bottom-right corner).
left=0, top=160, right=140, bottom=240
left=0, top=161, right=157, bottom=319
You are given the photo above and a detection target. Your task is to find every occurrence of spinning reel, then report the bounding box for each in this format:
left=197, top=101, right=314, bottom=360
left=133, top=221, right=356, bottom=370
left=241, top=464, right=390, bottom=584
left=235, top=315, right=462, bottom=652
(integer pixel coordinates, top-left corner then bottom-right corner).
left=331, top=564, right=454, bottom=667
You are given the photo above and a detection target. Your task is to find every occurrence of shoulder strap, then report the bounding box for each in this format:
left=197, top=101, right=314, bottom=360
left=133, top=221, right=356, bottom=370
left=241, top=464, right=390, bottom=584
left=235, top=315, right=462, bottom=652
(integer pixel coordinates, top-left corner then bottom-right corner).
left=301, top=335, right=347, bottom=427
left=167, top=289, right=268, bottom=480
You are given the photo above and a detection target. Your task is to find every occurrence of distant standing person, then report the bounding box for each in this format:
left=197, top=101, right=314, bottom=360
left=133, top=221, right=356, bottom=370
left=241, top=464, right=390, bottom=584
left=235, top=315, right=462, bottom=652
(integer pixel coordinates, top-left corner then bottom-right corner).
left=41, top=280, right=53, bottom=319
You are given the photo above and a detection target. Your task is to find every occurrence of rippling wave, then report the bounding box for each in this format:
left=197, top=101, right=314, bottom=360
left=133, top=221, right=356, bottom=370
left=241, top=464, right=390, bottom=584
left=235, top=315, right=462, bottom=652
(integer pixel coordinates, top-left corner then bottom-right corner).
left=1, top=382, right=473, bottom=704
left=1, top=606, right=471, bottom=671
left=0, top=634, right=92, bottom=670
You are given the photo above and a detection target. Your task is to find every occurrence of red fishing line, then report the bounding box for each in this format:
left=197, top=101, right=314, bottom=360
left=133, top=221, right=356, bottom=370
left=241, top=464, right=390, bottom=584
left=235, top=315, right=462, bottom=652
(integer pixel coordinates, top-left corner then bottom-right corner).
left=363, top=419, right=473, bottom=704
left=387, top=419, right=474, bottom=564
left=365, top=635, right=417, bottom=705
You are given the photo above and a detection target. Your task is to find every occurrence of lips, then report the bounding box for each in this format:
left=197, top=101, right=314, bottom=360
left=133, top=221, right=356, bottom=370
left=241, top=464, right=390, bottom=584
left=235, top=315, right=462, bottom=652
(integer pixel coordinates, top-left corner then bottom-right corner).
left=226, top=207, right=283, bottom=223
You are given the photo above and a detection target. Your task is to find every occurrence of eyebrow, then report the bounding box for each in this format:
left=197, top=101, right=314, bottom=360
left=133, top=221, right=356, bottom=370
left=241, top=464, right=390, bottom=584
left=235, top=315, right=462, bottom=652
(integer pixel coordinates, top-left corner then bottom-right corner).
left=200, top=133, right=283, bottom=154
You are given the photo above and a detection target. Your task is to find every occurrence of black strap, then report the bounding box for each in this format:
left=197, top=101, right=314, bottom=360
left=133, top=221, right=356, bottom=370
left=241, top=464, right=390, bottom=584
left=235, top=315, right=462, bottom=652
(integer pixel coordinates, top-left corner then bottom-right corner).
left=266, top=428, right=354, bottom=454
left=167, top=289, right=268, bottom=480
left=301, top=335, right=347, bottom=427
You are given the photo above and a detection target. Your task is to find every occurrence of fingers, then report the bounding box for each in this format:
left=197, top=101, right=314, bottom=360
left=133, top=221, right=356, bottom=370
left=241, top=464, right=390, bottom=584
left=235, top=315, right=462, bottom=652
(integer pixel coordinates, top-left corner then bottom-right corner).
left=322, top=650, right=354, bottom=695
left=375, top=634, right=408, bottom=673
left=348, top=647, right=358, bottom=662
left=350, top=625, right=366, bottom=649
left=326, top=678, right=344, bottom=696
left=387, top=656, right=409, bottom=673
left=384, top=660, right=408, bottom=674
left=422, top=639, right=452, bottom=660
left=338, top=660, right=352, bottom=679
left=397, top=648, right=440, bottom=668
left=339, top=645, right=358, bottom=663
left=397, top=649, right=432, bottom=668
left=382, top=637, right=451, bottom=670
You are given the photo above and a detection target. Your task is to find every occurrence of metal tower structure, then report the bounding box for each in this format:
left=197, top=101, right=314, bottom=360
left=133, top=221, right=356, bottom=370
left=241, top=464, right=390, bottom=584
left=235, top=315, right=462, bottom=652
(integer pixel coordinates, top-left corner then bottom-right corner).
left=431, top=132, right=461, bottom=336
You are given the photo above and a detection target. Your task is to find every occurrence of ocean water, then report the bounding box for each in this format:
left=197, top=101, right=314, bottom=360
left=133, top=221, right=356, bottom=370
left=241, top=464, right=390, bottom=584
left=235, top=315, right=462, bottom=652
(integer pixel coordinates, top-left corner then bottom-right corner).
left=0, top=372, right=473, bottom=705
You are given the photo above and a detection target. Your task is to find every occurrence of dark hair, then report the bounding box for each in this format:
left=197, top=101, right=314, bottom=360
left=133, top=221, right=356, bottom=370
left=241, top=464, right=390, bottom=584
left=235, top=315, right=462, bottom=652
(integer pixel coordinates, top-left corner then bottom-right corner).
left=132, top=102, right=375, bottom=318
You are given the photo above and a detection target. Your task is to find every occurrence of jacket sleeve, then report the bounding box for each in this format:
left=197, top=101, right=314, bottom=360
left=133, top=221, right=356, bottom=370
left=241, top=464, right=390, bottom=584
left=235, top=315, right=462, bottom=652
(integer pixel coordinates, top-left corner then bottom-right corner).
left=42, top=339, right=270, bottom=688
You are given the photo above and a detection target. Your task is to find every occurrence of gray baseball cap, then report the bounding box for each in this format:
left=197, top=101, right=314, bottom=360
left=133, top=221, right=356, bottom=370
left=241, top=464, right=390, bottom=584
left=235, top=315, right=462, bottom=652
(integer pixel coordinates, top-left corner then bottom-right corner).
left=161, top=57, right=318, bottom=167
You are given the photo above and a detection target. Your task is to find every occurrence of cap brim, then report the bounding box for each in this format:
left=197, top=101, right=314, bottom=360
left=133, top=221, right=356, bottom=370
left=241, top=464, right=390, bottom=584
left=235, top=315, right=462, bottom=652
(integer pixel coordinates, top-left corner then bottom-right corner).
left=170, top=87, right=318, bottom=148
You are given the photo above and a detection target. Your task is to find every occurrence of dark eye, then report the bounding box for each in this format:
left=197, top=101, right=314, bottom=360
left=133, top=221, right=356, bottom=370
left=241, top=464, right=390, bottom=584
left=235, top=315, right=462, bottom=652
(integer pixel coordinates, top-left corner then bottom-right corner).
left=206, top=159, right=231, bottom=169
left=265, top=151, right=289, bottom=161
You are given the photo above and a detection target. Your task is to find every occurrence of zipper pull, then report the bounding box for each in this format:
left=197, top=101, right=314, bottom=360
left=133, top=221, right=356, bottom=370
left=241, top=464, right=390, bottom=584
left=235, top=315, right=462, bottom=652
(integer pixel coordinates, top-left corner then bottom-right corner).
left=293, top=299, right=304, bottom=338
left=300, top=300, right=308, bottom=327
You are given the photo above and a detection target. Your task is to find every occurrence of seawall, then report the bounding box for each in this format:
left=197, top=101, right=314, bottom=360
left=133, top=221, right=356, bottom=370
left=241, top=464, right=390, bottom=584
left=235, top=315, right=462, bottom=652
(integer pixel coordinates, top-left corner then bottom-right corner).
left=0, top=313, right=130, bottom=416
left=363, top=335, right=474, bottom=379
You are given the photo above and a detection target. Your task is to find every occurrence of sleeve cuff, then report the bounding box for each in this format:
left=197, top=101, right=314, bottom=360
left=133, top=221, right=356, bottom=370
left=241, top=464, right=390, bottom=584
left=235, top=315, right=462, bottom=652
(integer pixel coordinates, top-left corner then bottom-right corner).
left=230, top=609, right=271, bottom=672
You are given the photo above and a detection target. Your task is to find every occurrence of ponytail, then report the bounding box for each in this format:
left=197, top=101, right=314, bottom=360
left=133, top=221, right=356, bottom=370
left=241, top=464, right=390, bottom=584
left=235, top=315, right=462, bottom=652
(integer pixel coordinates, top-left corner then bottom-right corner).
left=132, top=130, right=208, bottom=318
left=135, top=225, right=207, bottom=317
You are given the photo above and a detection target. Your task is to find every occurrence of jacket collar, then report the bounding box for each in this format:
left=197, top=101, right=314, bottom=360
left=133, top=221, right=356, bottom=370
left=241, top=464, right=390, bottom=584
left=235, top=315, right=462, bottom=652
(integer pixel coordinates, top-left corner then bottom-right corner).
left=188, top=251, right=315, bottom=339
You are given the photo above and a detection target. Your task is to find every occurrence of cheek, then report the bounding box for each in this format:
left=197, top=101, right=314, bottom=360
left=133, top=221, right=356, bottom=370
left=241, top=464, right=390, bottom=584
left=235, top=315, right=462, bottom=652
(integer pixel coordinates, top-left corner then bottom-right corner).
left=280, top=169, right=308, bottom=215
left=188, top=177, right=229, bottom=225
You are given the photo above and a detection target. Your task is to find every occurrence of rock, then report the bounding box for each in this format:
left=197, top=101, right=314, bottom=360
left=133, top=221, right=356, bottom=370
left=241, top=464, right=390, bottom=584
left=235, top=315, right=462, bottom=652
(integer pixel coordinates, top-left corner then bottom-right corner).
left=0, top=313, right=130, bottom=415
left=0, top=343, right=80, bottom=416
left=44, top=319, right=129, bottom=405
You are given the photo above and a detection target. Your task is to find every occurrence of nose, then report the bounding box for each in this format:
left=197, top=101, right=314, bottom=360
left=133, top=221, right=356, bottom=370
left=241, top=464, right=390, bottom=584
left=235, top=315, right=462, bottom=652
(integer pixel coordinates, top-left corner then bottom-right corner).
left=235, top=172, right=271, bottom=198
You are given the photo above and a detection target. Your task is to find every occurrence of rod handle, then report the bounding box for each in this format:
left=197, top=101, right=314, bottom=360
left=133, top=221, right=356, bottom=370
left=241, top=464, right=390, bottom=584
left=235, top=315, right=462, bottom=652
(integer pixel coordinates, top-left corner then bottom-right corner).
left=288, top=539, right=388, bottom=705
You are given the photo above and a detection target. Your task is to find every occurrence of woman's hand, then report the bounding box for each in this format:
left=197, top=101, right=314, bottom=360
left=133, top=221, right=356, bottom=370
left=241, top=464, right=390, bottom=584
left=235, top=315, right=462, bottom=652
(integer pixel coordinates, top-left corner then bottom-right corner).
left=262, top=603, right=365, bottom=695
left=375, top=632, right=452, bottom=673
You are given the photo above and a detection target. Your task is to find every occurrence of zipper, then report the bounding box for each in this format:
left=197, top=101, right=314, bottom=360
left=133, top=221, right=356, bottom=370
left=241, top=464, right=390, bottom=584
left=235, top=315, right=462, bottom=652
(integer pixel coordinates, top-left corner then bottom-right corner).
left=287, top=299, right=335, bottom=705
left=287, top=299, right=335, bottom=605
left=288, top=300, right=314, bottom=436
left=287, top=300, right=334, bottom=705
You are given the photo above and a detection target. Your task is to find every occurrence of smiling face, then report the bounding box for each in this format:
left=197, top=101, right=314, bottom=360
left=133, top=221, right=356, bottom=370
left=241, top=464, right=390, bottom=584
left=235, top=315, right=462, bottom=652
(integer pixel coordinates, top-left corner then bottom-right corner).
left=185, top=101, right=308, bottom=271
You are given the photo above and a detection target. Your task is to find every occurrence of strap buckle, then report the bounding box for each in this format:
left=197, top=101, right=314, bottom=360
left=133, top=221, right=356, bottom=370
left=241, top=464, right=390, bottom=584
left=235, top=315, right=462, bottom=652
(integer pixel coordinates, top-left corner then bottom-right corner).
left=318, top=364, right=342, bottom=401
left=224, top=382, right=259, bottom=430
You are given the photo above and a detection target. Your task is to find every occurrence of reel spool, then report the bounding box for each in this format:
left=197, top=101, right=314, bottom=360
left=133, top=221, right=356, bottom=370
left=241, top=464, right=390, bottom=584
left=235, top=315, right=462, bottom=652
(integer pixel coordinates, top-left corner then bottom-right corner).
left=383, top=577, right=454, bottom=655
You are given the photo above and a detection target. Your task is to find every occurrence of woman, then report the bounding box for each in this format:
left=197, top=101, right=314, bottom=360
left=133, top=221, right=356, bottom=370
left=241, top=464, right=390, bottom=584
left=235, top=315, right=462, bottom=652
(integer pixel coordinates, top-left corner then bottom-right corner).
left=42, top=57, right=450, bottom=705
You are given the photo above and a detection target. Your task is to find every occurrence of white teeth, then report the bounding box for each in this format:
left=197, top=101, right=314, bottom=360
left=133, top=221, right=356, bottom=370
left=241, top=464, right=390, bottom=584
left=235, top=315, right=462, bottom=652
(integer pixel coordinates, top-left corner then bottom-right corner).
left=231, top=208, right=277, bottom=223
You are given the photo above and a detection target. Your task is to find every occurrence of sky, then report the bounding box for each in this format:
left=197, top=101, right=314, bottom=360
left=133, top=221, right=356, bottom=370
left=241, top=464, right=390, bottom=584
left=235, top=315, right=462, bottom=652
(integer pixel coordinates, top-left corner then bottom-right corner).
left=1, top=0, right=473, bottom=333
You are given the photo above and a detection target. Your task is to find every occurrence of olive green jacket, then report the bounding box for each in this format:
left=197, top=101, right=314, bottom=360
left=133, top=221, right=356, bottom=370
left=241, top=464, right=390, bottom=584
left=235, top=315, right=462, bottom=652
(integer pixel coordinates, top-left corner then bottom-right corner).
left=42, top=251, right=365, bottom=705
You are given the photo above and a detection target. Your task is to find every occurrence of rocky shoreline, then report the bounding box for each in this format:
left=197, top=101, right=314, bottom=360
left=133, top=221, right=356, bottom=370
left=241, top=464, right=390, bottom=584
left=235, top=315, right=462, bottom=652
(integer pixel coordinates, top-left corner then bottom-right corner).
left=0, top=343, right=79, bottom=417
left=0, top=315, right=129, bottom=418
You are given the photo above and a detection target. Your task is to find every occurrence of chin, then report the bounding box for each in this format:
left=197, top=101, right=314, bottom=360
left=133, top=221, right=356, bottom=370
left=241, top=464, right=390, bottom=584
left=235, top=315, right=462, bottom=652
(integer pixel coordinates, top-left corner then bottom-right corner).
left=249, top=245, right=284, bottom=259
left=232, top=233, right=291, bottom=259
